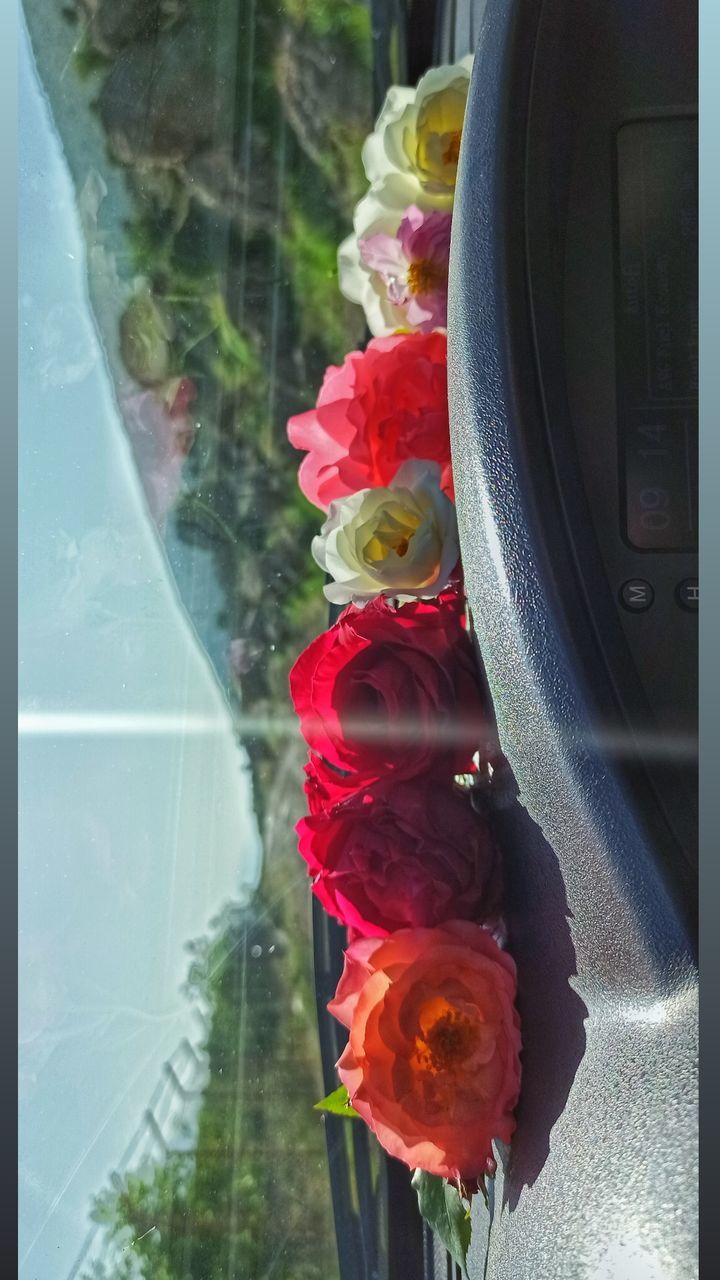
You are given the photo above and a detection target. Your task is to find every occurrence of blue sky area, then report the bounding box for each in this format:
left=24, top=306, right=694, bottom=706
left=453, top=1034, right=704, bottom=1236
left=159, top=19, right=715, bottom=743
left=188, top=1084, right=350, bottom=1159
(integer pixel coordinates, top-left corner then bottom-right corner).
left=18, top=21, right=263, bottom=1279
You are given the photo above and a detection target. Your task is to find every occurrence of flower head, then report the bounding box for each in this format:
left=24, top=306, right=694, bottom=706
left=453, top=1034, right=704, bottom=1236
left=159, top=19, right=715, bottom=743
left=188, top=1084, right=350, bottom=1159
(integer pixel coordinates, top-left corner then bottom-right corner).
left=328, top=922, right=522, bottom=1181
left=297, top=777, right=503, bottom=937
left=361, top=57, right=473, bottom=213
left=338, top=204, right=445, bottom=335
left=289, top=592, right=491, bottom=787
left=287, top=332, right=451, bottom=511
left=311, top=460, right=458, bottom=607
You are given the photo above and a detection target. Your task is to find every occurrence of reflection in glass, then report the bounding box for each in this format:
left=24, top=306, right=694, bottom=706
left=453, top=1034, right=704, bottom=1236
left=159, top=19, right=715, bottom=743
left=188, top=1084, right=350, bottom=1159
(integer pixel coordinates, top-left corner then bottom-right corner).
left=20, top=1, right=386, bottom=1276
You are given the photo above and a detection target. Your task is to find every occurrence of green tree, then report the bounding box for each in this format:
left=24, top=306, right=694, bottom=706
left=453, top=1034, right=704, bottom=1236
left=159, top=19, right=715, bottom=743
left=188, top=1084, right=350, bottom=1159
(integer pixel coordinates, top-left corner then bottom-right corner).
left=83, top=902, right=338, bottom=1280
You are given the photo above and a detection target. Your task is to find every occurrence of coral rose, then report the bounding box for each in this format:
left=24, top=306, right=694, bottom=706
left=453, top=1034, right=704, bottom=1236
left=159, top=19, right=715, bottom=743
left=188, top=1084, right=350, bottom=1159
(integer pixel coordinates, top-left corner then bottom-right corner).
left=328, top=922, right=521, bottom=1181
left=287, top=331, right=451, bottom=512
left=289, top=593, right=493, bottom=787
left=296, top=778, right=503, bottom=937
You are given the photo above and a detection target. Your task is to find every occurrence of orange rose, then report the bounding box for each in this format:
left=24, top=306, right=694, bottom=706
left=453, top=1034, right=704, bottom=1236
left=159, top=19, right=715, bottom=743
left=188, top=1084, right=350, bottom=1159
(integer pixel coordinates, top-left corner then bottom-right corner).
left=328, top=922, right=521, bottom=1181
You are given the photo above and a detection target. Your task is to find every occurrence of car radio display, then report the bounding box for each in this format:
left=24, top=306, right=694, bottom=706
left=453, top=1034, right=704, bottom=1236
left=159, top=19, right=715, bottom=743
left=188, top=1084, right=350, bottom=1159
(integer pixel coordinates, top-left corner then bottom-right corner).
left=615, top=117, right=698, bottom=552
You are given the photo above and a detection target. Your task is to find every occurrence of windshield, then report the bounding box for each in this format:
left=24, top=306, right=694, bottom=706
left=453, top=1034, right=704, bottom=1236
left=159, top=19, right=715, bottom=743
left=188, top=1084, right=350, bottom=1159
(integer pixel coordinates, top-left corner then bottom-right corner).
left=19, top=4, right=400, bottom=1277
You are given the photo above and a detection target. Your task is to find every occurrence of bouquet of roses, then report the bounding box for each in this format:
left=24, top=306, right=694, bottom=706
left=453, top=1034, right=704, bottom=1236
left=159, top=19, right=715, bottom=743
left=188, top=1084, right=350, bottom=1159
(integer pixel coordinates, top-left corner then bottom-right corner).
left=286, top=55, right=522, bottom=1273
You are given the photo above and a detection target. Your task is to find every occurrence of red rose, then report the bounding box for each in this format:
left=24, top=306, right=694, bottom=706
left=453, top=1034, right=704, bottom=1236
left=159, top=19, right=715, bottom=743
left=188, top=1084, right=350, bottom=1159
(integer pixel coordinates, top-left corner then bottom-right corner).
left=328, top=922, right=522, bottom=1181
left=303, top=754, right=360, bottom=812
left=287, top=331, right=452, bottom=511
left=289, top=593, right=493, bottom=787
left=296, top=778, right=503, bottom=937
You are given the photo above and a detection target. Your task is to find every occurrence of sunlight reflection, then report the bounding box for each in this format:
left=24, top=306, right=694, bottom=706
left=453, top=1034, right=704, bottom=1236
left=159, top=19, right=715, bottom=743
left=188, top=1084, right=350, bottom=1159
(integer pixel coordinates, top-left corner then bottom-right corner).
left=590, top=1236, right=675, bottom=1280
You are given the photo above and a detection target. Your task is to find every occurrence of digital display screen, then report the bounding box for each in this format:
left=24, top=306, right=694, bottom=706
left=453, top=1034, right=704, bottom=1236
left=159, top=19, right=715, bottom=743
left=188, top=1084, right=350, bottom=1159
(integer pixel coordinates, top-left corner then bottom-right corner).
left=615, top=118, right=698, bottom=551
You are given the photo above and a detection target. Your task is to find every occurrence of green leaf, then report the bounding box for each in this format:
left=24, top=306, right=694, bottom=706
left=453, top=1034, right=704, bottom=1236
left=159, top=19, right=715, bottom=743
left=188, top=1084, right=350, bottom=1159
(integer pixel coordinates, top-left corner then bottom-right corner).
left=411, top=1170, right=472, bottom=1277
left=313, top=1085, right=360, bottom=1119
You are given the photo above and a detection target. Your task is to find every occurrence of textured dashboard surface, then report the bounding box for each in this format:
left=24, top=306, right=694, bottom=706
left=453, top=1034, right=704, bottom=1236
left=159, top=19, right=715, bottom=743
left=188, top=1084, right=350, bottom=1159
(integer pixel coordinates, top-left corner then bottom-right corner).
left=448, top=2, right=698, bottom=1277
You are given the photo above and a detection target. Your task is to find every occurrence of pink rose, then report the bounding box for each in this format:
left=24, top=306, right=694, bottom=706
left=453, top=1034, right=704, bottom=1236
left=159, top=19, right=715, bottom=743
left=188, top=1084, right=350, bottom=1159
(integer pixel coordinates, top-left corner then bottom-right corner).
left=287, top=331, right=451, bottom=512
left=359, top=205, right=451, bottom=331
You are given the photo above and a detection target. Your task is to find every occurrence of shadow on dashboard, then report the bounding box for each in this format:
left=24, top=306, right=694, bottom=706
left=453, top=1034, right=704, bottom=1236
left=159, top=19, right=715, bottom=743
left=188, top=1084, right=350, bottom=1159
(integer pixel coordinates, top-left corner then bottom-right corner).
left=488, top=761, right=588, bottom=1213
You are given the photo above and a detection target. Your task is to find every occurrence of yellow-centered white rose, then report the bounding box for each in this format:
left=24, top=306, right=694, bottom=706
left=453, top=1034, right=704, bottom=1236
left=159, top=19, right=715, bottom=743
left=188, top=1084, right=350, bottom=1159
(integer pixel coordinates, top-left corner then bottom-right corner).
left=360, top=56, right=474, bottom=216
left=311, top=460, right=459, bottom=606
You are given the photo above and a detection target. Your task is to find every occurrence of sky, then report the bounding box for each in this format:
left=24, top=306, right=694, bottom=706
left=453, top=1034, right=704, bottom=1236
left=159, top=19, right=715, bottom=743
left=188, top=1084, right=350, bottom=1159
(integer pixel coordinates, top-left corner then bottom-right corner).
left=18, top=19, right=263, bottom=1279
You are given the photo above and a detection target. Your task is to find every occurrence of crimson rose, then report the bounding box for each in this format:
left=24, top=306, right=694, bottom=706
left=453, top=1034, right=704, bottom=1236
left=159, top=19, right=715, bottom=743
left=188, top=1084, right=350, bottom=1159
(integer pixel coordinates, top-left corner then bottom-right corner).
left=297, top=778, right=503, bottom=936
left=289, top=593, right=493, bottom=787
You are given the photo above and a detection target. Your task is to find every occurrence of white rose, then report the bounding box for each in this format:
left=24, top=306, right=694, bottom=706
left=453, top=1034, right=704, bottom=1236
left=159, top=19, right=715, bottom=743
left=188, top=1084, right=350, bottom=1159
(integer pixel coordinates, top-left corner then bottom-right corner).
left=361, top=56, right=474, bottom=213
left=311, top=460, right=459, bottom=606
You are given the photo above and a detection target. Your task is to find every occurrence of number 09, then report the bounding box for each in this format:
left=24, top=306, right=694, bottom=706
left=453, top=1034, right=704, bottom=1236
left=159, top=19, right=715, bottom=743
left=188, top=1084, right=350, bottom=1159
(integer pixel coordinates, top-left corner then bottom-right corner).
left=639, top=486, right=670, bottom=531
